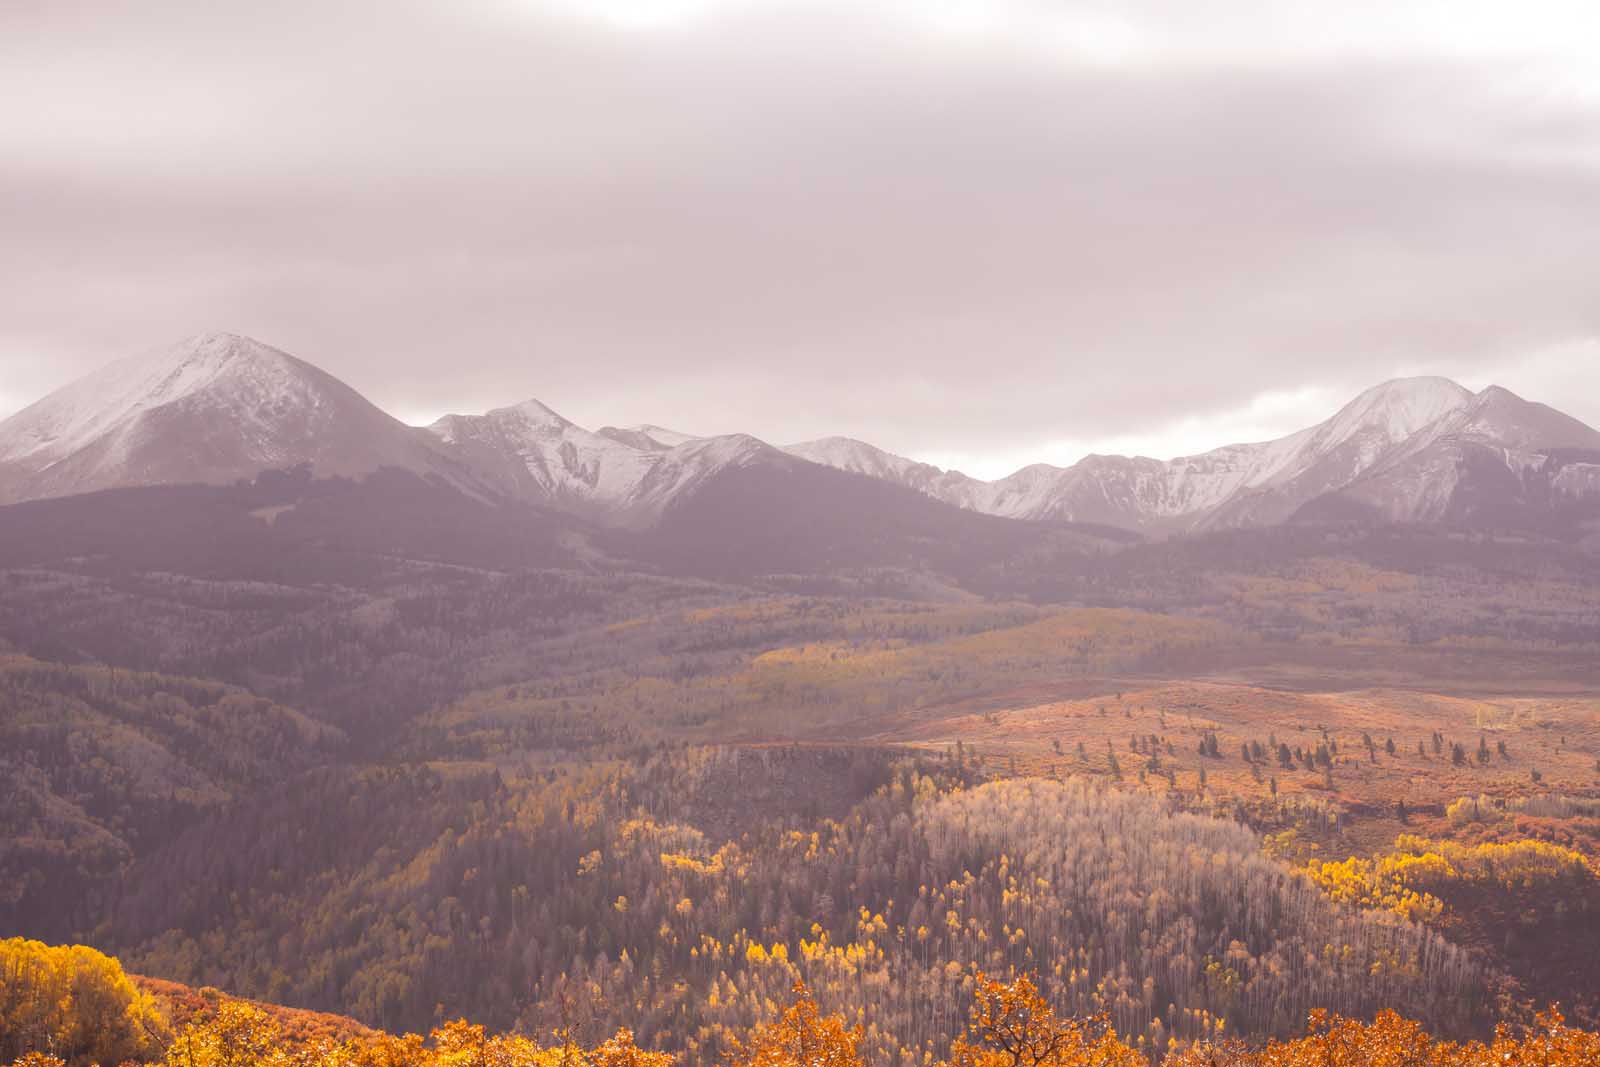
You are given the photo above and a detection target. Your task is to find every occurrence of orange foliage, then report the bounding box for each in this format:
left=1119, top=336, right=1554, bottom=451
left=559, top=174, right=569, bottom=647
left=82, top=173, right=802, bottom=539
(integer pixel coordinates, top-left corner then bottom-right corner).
left=1167, top=1009, right=1600, bottom=1067
left=947, top=974, right=1143, bottom=1067
left=9, top=960, right=1600, bottom=1067
left=725, top=982, right=864, bottom=1067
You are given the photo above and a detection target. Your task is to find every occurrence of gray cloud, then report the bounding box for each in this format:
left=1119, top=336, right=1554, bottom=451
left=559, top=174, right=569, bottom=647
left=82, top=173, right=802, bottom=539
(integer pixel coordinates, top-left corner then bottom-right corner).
left=3, top=0, right=1599, bottom=470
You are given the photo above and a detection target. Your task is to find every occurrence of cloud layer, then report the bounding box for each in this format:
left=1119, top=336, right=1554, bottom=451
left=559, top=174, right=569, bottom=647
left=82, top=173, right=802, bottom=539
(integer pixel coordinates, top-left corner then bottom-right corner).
left=4, top=0, right=1598, bottom=472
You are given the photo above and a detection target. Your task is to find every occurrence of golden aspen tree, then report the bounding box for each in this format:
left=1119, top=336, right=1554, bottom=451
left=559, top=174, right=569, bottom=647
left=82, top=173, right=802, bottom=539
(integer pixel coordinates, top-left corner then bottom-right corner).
left=725, top=982, right=863, bottom=1067
left=946, top=974, right=1143, bottom=1067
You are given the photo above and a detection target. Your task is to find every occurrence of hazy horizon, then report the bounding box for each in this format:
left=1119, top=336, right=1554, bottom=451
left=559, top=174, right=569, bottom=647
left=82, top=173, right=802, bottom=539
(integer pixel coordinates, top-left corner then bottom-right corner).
left=5, top=0, right=1600, bottom=478
left=1, top=329, right=1587, bottom=480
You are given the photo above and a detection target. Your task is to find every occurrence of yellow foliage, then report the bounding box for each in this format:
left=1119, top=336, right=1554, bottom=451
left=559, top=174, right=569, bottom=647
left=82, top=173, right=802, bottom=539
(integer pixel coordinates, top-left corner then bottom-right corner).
left=0, top=937, right=171, bottom=1067
left=1305, top=835, right=1596, bottom=923
left=149, top=1006, right=674, bottom=1067
left=163, top=1001, right=290, bottom=1067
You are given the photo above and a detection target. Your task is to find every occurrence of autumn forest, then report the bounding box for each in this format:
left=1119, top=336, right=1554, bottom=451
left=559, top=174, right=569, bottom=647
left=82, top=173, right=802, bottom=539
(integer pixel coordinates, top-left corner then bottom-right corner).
left=3, top=495, right=1600, bottom=1067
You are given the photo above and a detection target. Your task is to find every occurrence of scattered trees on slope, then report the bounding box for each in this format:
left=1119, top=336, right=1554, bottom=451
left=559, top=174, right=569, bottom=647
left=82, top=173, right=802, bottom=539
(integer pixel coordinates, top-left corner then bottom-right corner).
left=105, top=766, right=1484, bottom=1061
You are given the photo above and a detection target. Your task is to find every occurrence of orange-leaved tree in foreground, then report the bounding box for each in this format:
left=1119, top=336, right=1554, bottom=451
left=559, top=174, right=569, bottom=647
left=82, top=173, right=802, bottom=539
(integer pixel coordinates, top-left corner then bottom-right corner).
left=947, top=974, right=1143, bottom=1067
left=725, top=982, right=865, bottom=1067
left=1164, top=1007, right=1600, bottom=1066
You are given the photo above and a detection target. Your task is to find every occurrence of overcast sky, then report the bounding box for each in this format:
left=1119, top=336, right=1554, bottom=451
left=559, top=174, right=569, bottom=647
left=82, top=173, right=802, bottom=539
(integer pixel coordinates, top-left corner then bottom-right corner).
left=3, top=0, right=1599, bottom=478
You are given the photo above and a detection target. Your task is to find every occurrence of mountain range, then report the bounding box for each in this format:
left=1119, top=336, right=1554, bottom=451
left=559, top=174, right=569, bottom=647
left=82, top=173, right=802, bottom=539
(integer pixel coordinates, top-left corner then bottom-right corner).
left=3, top=332, right=1598, bottom=538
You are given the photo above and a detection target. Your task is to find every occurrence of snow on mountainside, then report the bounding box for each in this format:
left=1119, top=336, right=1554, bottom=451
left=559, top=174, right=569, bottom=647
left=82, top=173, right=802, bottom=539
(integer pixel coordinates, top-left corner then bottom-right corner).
left=430, top=400, right=660, bottom=519
left=5, top=334, right=1595, bottom=536
left=629, top=424, right=701, bottom=449
left=1190, top=376, right=1476, bottom=528
left=982, top=376, right=1477, bottom=529
left=429, top=402, right=784, bottom=528
left=621, top=434, right=788, bottom=525
left=0, top=333, right=900, bottom=531
left=596, top=424, right=702, bottom=452
left=0, top=333, right=482, bottom=505
left=783, top=437, right=986, bottom=503
left=784, top=437, right=938, bottom=481
left=1413, top=385, right=1600, bottom=453
left=786, top=376, right=1600, bottom=532
left=1314, top=385, right=1600, bottom=524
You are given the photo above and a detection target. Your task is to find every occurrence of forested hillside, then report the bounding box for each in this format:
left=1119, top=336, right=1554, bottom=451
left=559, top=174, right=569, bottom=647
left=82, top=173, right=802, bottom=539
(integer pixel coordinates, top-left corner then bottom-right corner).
left=88, top=762, right=1487, bottom=1060
left=0, top=658, right=340, bottom=939
left=5, top=496, right=1600, bottom=1057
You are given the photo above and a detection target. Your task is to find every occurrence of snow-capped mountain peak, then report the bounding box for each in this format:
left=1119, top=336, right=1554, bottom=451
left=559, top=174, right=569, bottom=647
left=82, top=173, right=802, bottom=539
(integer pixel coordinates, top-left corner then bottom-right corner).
left=1304, top=382, right=1600, bottom=524
left=0, top=332, right=305, bottom=465
left=500, top=397, right=575, bottom=427
left=0, top=332, right=482, bottom=504
left=1318, top=377, right=1473, bottom=443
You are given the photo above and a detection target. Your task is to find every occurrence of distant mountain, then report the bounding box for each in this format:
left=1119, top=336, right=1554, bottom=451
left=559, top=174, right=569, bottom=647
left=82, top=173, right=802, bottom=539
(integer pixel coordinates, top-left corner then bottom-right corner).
left=423, top=402, right=1091, bottom=571
left=428, top=400, right=786, bottom=528
left=429, top=399, right=663, bottom=521
left=783, top=437, right=983, bottom=503
left=0, top=335, right=1129, bottom=583
left=789, top=377, right=1476, bottom=529
left=630, top=449, right=1128, bottom=581
left=789, top=377, right=1600, bottom=533
left=6, top=335, right=1597, bottom=539
left=1303, top=385, right=1600, bottom=526
left=0, top=333, right=485, bottom=505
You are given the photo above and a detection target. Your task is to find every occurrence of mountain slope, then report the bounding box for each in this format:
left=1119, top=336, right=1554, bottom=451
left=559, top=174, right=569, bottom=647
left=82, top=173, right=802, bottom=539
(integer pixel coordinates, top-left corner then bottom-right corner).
left=783, top=436, right=986, bottom=502
left=1306, top=385, right=1600, bottom=525
left=429, top=399, right=660, bottom=520
left=979, top=376, right=1475, bottom=529
left=428, top=400, right=781, bottom=528
left=597, top=423, right=701, bottom=450
left=0, top=333, right=485, bottom=504
left=0, top=655, right=342, bottom=939
left=1192, top=376, right=1476, bottom=528
left=633, top=451, right=1130, bottom=581
left=786, top=377, right=1598, bottom=533
left=428, top=402, right=1112, bottom=559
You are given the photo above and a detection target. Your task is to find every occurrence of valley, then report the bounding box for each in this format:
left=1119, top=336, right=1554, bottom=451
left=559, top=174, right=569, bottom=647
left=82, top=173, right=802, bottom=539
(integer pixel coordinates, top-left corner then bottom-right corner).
left=3, top=337, right=1600, bottom=1065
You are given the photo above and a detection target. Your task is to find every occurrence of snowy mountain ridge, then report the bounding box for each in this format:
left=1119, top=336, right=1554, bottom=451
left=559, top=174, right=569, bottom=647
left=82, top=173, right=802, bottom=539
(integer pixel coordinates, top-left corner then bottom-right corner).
left=3, top=334, right=1597, bottom=533
left=781, top=375, right=1597, bottom=531
left=426, top=402, right=781, bottom=527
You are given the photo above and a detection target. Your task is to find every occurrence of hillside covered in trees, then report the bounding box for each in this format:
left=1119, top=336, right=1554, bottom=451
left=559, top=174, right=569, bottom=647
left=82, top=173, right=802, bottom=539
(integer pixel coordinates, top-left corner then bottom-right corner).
left=56, top=763, right=1492, bottom=1059
left=4, top=938, right=1597, bottom=1067
left=4, top=513, right=1600, bottom=1058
